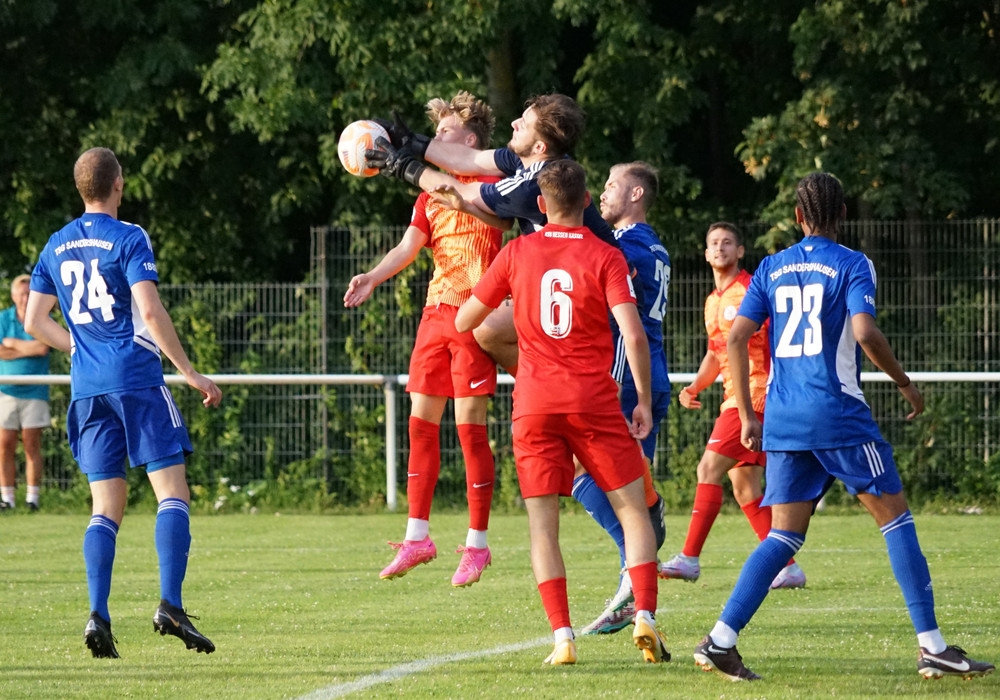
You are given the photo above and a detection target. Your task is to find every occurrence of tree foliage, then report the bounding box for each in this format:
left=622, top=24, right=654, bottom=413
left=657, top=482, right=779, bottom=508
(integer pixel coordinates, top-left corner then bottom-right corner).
left=1, top=0, right=999, bottom=283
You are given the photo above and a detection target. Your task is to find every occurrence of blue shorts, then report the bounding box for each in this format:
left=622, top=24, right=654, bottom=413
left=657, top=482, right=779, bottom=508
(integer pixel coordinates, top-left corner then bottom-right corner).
left=67, top=386, right=193, bottom=480
left=762, top=439, right=903, bottom=506
left=619, top=385, right=670, bottom=461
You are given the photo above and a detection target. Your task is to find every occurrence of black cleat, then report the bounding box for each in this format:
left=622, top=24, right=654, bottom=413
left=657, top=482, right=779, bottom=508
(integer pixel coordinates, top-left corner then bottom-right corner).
left=0, top=501, right=11, bottom=512
left=693, top=635, right=761, bottom=681
left=153, top=599, right=216, bottom=654
left=918, top=645, right=995, bottom=679
left=648, top=494, right=667, bottom=551
left=84, top=612, right=120, bottom=659
left=27, top=502, right=39, bottom=512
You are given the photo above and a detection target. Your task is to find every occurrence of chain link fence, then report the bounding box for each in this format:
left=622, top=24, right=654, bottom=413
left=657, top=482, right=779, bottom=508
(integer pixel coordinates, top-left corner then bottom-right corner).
left=11, top=219, right=1000, bottom=508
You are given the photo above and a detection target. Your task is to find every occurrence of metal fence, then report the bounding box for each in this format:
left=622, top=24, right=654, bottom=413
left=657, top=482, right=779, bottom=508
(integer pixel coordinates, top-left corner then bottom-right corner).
left=13, top=219, right=1000, bottom=507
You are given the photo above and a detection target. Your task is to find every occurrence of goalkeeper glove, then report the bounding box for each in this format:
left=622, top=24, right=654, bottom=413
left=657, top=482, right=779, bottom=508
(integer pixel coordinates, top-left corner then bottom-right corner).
left=368, top=136, right=426, bottom=187
left=372, top=111, right=431, bottom=158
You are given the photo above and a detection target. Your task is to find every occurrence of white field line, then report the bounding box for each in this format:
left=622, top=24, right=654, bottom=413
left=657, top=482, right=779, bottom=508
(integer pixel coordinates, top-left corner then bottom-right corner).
left=296, top=636, right=551, bottom=700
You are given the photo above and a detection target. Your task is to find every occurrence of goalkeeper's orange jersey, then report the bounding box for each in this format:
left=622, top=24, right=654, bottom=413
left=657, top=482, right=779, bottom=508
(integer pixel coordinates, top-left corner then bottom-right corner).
left=411, top=175, right=504, bottom=308
left=705, top=269, right=770, bottom=413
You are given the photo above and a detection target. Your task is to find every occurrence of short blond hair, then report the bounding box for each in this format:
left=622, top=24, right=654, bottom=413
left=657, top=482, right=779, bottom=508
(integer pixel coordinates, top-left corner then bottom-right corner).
left=425, top=91, right=495, bottom=149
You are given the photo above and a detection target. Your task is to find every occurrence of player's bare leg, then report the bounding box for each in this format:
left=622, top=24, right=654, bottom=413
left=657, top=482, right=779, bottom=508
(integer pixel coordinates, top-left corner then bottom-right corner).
left=526, top=494, right=577, bottom=664
left=606, top=478, right=670, bottom=662
left=472, top=300, right=518, bottom=376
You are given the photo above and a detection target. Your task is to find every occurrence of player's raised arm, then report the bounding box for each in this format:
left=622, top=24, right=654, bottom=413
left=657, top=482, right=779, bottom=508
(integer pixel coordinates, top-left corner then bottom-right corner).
left=344, top=226, right=429, bottom=308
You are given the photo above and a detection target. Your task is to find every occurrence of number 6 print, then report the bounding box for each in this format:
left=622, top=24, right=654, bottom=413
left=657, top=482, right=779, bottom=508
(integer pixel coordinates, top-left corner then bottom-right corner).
left=540, top=269, right=573, bottom=338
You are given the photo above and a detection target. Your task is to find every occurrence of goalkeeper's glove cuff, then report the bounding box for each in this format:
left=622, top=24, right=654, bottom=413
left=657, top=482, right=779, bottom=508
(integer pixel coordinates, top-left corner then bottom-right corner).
left=401, top=160, right=427, bottom=187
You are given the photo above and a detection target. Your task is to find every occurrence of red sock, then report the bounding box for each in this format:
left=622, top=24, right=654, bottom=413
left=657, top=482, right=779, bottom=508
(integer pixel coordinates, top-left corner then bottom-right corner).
left=457, top=423, right=494, bottom=532
left=642, top=467, right=657, bottom=508
left=682, top=483, right=723, bottom=557
left=406, top=416, right=440, bottom=521
left=628, top=561, right=658, bottom=614
left=741, top=495, right=795, bottom=565
left=537, top=577, right=570, bottom=631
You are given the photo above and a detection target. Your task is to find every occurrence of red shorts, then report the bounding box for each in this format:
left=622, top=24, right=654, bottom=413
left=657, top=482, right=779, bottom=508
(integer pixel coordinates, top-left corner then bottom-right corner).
left=707, top=407, right=766, bottom=467
left=406, top=304, right=497, bottom=398
left=512, top=412, right=647, bottom=499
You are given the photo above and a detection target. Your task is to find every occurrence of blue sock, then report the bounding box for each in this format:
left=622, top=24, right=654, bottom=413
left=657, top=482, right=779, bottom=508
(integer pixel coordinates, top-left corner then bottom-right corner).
left=155, top=498, right=191, bottom=608
left=83, top=515, right=119, bottom=622
left=720, top=529, right=805, bottom=633
left=572, top=473, right=626, bottom=568
left=881, top=510, right=938, bottom=633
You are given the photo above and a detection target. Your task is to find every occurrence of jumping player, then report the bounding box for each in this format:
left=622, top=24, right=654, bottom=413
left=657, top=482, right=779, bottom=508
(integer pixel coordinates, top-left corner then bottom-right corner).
left=344, top=92, right=505, bottom=587
left=693, top=172, right=994, bottom=682
left=660, top=222, right=805, bottom=589
left=372, top=93, right=668, bottom=558
left=456, top=159, right=669, bottom=666
left=370, top=93, right=616, bottom=374
left=577, top=162, right=671, bottom=635
left=25, top=147, right=221, bottom=658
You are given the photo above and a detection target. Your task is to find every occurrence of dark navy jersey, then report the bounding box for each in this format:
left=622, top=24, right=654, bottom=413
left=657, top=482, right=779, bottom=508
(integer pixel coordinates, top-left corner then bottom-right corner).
left=481, top=148, right=617, bottom=247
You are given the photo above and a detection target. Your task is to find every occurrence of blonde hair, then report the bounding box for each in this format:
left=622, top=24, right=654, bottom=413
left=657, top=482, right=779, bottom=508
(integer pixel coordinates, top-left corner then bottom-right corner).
left=425, top=91, right=495, bottom=149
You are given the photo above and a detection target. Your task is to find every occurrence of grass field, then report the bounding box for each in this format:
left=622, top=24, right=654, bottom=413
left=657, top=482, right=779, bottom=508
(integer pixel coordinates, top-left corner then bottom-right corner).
left=1, top=510, right=997, bottom=699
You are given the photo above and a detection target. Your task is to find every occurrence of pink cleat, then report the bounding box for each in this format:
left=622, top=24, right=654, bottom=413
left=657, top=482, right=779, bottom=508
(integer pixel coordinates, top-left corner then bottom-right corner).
left=451, top=545, right=492, bottom=587
left=379, top=537, right=437, bottom=580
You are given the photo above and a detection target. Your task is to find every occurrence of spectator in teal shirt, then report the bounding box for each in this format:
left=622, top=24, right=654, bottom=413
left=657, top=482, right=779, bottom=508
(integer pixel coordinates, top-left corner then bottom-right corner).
left=0, top=274, right=51, bottom=511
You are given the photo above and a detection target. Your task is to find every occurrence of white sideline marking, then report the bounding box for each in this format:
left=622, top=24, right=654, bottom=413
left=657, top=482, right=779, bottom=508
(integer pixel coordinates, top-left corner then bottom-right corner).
left=296, top=636, right=551, bottom=699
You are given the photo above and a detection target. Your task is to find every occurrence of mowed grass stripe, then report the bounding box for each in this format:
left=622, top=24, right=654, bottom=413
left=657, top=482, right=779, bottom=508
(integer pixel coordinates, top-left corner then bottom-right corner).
left=1, top=511, right=996, bottom=698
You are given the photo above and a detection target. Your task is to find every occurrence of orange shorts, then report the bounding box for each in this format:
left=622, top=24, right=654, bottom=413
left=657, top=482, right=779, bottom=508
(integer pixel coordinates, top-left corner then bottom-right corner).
left=707, top=407, right=766, bottom=467
left=512, top=412, right=647, bottom=499
left=406, top=305, right=497, bottom=398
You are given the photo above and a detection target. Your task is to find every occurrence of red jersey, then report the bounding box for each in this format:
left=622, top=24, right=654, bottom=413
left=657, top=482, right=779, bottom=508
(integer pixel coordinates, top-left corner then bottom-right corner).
left=472, top=224, right=635, bottom=419
left=705, top=269, right=770, bottom=413
left=411, top=174, right=503, bottom=307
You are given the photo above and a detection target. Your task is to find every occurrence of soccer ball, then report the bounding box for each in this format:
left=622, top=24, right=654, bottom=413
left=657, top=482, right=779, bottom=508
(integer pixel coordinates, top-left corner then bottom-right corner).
left=337, top=120, right=390, bottom=177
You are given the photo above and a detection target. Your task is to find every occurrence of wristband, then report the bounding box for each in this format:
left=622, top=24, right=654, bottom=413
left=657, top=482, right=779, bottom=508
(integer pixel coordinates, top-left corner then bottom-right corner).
left=896, top=377, right=911, bottom=389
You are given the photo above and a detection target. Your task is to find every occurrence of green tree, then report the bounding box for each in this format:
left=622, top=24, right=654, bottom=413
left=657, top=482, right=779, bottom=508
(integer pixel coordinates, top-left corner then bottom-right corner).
left=738, top=0, right=1000, bottom=247
left=0, top=0, right=318, bottom=282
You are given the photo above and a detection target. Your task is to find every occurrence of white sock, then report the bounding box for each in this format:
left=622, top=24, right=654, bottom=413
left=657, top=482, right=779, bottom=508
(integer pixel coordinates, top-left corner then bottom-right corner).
left=27, top=485, right=40, bottom=505
left=554, top=626, right=574, bottom=644
left=465, top=529, right=488, bottom=549
left=635, top=609, right=655, bottom=626
left=710, top=621, right=739, bottom=648
left=1, top=486, right=14, bottom=505
left=404, top=518, right=429, bottom=541
left=917, top=629, right=947, bottom=654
